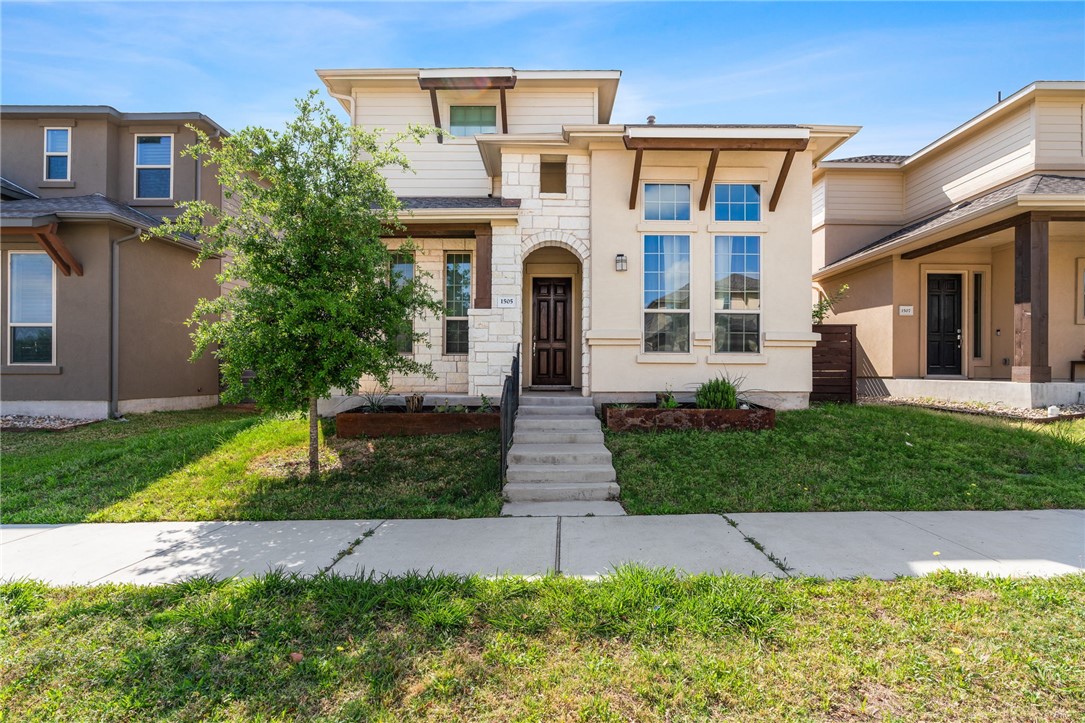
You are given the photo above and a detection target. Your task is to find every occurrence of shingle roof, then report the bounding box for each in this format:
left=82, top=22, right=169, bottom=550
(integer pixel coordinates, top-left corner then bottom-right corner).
left=822, top=155, right=908, bottom=164
left=399, top=196, right=521, bottom=209
left=0, top=193, right=165, bottom=228
left=836, top=174, right=1085, bottom=263
left=0, top=176, right=39, bottom=200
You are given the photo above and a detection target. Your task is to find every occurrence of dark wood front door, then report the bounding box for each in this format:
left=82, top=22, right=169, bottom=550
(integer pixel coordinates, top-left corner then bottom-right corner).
left=927, top=274, right=962, bottom=375
left=532, top=277, right=572, bottom=386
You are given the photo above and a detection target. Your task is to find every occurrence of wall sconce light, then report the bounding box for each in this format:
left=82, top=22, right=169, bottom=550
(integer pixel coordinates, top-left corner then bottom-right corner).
left=615, top=253, right=628, bottom=272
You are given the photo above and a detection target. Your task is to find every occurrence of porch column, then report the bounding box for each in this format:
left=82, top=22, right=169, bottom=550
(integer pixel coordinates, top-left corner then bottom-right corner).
left=1012, top=216, right=1051, bottom=383
left=474, top=224, right=492, bottom=309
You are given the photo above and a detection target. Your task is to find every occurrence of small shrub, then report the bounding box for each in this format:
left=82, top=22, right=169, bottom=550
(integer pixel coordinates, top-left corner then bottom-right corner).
left=362, top=389, right=390, bottom=413
left=812, top=283, right=849, bottom=324
left=696, top=377, right=738, bottom=409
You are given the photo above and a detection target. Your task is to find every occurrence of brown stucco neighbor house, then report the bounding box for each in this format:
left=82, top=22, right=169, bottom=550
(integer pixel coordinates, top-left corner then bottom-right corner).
left=316, top=67, right=859, bottom=412
left=0, top=105, right=229, bottom=419
left=813, top=81, right=1085, bottom=408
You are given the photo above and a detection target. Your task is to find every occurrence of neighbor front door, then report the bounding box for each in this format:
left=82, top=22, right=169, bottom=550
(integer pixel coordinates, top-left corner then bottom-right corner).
left=532, top=277, right=572, bottom=386
left=927, top=273, right=962, bottom=375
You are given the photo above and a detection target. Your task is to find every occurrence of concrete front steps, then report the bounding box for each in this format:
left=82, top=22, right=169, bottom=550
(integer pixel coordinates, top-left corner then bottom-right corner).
left=503, top=394, right=621, bottom=503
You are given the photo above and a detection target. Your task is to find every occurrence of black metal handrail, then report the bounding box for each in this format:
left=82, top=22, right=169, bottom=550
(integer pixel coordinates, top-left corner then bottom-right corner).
left=499, top=343, right=521, bottom=483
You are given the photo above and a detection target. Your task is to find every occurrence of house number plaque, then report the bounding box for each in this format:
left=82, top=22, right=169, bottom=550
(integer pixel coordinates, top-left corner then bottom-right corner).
left=496, top=296, right=518, bottom=308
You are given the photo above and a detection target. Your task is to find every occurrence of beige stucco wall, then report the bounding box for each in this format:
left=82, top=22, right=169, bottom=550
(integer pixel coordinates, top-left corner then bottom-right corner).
left=586, top=147, right=818, bottom=407
left=117, top=237, right=220, bottom=402
left=1, top=226, right=112, bottom=406
left=820, top=260, right=895, bottom=378
left=1050, top=228, right=1085, bottom=379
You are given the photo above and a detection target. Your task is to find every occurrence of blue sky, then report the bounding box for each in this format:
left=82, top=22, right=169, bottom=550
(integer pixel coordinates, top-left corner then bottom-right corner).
left=2, top=2, right=1083, bottom=158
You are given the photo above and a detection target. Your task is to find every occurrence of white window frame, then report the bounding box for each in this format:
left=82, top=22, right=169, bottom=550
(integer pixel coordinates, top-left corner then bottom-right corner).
left=7, top=251, right=56, bottom=366
left=642, top=234, right=692, bottom=354
left=133, top=133, right=174, bottom=199
left=712, top=235, right=762, bottom=354
left=444, top=251, right=473, bottom=356
left=390, top=252, right=415, bottom=355
left=642, top=182, right=692, bottom=222
left=43, top=127, right=71, bottom=182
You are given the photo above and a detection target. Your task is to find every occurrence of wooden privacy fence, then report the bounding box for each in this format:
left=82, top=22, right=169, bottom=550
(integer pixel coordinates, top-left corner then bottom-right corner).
left=811, top=324, right=857, bottom=403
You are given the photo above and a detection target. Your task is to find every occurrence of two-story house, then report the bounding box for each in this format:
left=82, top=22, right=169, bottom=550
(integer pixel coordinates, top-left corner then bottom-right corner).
left=813, top=81, right=1085, bottom=408
left=317, top=67, right=858, bottom=410
left=0, top=105, right=229, bottom=419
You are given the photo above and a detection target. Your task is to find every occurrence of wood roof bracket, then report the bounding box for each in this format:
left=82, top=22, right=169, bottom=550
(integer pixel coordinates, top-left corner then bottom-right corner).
left=628, top=148, right=643, bottom=210
left=768, top=149, right=796, bottom=213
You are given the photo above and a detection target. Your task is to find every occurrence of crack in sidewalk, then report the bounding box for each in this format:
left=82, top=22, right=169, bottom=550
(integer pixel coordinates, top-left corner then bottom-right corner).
left=720, top=514, right=793, bottom=576
left=320, top=520, right=386, bottom=575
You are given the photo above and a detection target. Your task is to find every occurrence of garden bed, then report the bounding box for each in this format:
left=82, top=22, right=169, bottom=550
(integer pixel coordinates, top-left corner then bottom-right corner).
left=604, top=404, right=775, bottom=432
left=336, top=409, right=500, bottom=438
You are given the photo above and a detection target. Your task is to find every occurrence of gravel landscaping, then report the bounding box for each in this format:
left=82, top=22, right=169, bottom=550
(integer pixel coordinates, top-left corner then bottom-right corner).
left=861, top=396, right=1085, bottom=421
left=1, top=415, right=99, bottom=432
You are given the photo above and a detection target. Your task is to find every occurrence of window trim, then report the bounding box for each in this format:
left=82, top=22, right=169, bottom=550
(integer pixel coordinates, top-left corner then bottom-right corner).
left=7, top=251, right=56, bottom=366
left=642, top=233, right=692, bottom=354
left=642, top=182, right=692, bottom=222
left=443, top=251, right=472, bottom=356
left=448, top=105, right=498, bottom=137
left=712, top=234, right=763, bottom=354
left=43, top=127, right=71, bottom=182
left=133, top=133, right=174, bottom=200
left=712, top=183, right=763, bottom=223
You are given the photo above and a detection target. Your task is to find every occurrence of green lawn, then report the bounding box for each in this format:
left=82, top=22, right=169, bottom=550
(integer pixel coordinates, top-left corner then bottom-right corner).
left=2, top=569, right=1082, bottom=721
left=1, top=409, right=502, bottom=523
left=608, top=404, right=1085, bottom=514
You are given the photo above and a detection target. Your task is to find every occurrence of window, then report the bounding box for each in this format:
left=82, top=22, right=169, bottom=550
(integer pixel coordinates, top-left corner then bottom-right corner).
left=714, top=184, right=761, bottom=222
left=644, top=183, right=691, bottom=221
left=714, top=235, right=761, bottom=353
left=44, top=128, right=70, bottom=181
left=540, top=157, right=567, bottom=194
left=8, top=252, right=55, bottom=364
left=643, top=235, right=690, bottom=353
left=134, top=134, right=173, bottom=199
left=449, top=106, right=497, bottom=136
left=391, top=253, right=415, bottom=354
left=445, top=253, right=471, bottom=354
left=972, top=272, right=983, bottom=358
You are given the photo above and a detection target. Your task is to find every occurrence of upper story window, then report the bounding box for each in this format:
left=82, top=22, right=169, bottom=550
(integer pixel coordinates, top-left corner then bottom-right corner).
left=643, top=234, right=690, bottom=353
left=8, top=252, right=55, bottom=365
left=444, top=253, right=471, bottom=354
left=390, top=252, right=415, bottom=354
left=135, top=134, right=173, bottom=199
left=714, top=183, right=761, bottom=222
left=44, top=128, right=70, bottom=181
left=644, top=183, right=691, bottom=221
left=449, top=106, right=497, bottom=136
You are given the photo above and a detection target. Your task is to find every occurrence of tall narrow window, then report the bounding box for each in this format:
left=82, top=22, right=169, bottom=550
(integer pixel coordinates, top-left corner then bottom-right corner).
left=135, top=135, right=173, bottom=199
left=445, top=253, right=471, bottom=354
left=449, top=106, right=497, bottom=136
left=714, top=235, right=761, bottom=353
left=972, top=272, right=982, bottom=359
left=44, top=128, right=70, bottom=181
left=391, top=253, right=415, bottom=354
left=8, top=252, right=55, bottom=364
left=644, top=183, right=691, bottom=221
left=643, top=235, right=690, bottom=353
left=714, top=184, right=761, bottom=221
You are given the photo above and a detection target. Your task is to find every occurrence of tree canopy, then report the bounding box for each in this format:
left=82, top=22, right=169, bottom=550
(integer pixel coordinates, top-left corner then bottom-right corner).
left=151, top=92, right=440, bottom=472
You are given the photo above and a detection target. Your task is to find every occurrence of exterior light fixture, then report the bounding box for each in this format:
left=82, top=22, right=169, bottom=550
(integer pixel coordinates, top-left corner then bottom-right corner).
left=615, top=253, right=628, bottom=272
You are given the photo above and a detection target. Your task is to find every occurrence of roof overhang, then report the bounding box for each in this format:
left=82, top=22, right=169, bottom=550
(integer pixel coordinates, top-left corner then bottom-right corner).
left=400, top=206, right=521, bottom=223
left=0, top=106, right=229, bottom=136
left=0, top=222, right=83, bottom=276
left=814, top=194, right=1085, bottom=280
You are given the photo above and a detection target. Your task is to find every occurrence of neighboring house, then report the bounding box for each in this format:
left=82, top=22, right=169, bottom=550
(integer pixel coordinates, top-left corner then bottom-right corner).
left=317, top=67, right=857, bottom=410
left=813, top=81, right=1085, bottom=408
left=0, top=105, right=229, bottom=419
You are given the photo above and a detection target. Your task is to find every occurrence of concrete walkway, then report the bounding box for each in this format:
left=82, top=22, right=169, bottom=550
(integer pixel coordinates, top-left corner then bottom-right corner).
left=2, top=510, right=1081, bottom=586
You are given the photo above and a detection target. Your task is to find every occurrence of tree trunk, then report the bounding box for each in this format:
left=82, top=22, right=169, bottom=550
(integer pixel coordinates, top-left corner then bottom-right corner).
left=309, top=396, right=320, bottom=476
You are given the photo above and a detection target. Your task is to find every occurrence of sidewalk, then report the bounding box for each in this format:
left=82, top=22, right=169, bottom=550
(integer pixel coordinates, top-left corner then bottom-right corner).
left=2, top=510, right=1082, bottom=586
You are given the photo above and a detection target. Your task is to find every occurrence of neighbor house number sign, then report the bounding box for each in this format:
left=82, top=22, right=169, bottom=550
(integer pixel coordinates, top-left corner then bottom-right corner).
left=496, top=296, right=518, bottom=308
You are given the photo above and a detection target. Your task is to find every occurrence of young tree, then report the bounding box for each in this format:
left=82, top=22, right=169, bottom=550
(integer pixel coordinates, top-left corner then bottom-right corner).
left=152, top=92, right=441, bottom=475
